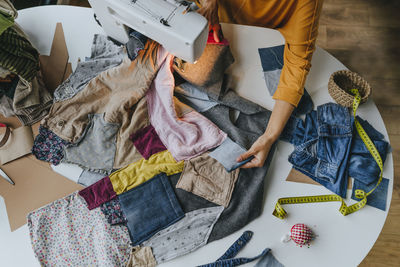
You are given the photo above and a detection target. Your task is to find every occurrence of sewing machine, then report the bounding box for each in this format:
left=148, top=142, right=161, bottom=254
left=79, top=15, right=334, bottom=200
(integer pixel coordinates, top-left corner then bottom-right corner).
left=88, top=0, right=209, bottom=63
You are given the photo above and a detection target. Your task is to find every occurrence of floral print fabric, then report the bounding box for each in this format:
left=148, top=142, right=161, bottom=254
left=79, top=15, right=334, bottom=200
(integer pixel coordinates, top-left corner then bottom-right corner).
left=31, top=125, right=71, bottom=165
left=27, top=192, right=131, bottom=266
left=100, top=197, right=127, bottom=225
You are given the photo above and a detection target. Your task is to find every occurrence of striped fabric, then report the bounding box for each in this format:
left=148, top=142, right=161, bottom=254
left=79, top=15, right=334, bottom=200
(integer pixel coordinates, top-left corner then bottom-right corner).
left=0, top=26, right=39, bottom=82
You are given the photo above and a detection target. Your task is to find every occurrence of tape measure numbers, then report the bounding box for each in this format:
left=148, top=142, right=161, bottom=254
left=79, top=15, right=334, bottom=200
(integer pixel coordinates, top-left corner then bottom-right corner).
left=273, top=89, right=383, bottom=219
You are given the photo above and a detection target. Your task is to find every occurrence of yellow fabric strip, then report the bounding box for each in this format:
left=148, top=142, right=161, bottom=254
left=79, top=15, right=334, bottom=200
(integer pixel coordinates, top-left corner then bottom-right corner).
left=109, top=151, right=184, bottom=195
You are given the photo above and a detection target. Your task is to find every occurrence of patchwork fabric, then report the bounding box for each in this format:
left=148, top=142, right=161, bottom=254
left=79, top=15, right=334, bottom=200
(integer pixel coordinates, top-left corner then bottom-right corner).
left=100, top=197, right=127, bottom=225
left=110, top=150, right=184, bottom=195
left=119, top=173, right=184, bottom=245
left=27, top=192, right=131, bottom=267
left=176, top=153, right=239, bottom=207
left=126, top=246, right=156, bottom=267
left=254, top=251, right=284, bottom=267
left=142, top=206, right=224, bottom=264
left=79, top=176, right=116, bottom=210
left=129, top=124, right=167, bottom=160
left=147, top=47, right=227, bottom=162
left=41, top=41, right=162, bottom=173
left=32, top=125, right=71, bottom=165
left=62, top=113, right=120, bottom=174
left=53, top=34, right=125, bottom=102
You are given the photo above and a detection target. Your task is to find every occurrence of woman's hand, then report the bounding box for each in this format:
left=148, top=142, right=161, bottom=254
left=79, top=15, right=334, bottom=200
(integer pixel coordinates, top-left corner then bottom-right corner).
left=197, top=0, right=222, bottom=42
left=236, top=134, right=274, bottom=168
left=238, top=99, right=295, bottom=168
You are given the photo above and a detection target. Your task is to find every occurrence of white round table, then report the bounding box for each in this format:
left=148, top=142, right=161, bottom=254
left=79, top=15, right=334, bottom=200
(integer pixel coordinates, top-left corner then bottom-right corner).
left=0, top=6, right=394, bottom=267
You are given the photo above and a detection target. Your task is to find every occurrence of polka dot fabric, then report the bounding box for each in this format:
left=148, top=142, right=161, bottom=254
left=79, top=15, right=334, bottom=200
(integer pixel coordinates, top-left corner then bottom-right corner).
left=290, top=223, right=313, bottom=247
left=27, top=192, right=131, bottom=266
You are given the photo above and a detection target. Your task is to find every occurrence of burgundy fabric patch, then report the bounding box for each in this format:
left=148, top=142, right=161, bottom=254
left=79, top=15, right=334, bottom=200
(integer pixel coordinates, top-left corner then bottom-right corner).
left=129, top=125, right=167, bottom=160
left=78, top=176, right=116, bottom=210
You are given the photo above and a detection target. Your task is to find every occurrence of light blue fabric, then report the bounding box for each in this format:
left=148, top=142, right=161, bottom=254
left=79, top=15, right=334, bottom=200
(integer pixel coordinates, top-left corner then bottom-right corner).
left=209, top=138, right=252, bottom=172
left=175, top=82, right=218, bottom=112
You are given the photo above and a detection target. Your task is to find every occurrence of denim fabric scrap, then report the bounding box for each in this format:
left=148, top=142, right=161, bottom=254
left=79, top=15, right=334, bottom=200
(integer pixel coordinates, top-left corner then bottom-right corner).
left=142, top=206, right=224, bottom=264
left=351, top=177, right=389, bottom=211
left=258, top=45, right=313, bottom=115
left=288, top=103, right=354, bottom=198
left=198, top=231, right=271, bottom=267
left=177, top=153, right=239, bottom=207
left=79, top=176, right=116, bottom=210
left=53, top=34, right=125, bottom=102
left=78, top=169, right=107, bottom=187
left=62, top=113, right=119, bottom=174
left=27, top=192, right=131, bottom=266
left=126, top=30, right=148, bottom=61
left=126, top=246, right=156, bottom=267
left=100, top=197, right=127, bottom=225
left=129, top=124, right=167, bottom=160
left=32, top=125, right=71, bottom=165
left=119, top=173, right=185, bottom=245
left=349, top=116, right=390, bottom=186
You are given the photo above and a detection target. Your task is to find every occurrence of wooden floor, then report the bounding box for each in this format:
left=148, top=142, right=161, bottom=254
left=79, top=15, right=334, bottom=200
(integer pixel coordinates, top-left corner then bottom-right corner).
left=317, top=1, right=400, bottom=266
left=63, top=0, right=399, bottom=265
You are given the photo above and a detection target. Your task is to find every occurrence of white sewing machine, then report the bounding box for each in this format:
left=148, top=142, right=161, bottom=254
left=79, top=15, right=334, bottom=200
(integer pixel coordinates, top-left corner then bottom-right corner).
left=88, top=0, right=209, bottom=63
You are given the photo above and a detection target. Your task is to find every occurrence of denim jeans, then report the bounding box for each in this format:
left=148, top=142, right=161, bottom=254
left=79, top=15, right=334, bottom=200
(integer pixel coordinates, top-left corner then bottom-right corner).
left=118, top=173, right=184, bottom=245
left=288, top=103, right=354, bottom=197
left=287, top=103, right=390, bottom=199
left=197, top=231, right=271, bottom=267
left=258, top=45, right=314, bottom=115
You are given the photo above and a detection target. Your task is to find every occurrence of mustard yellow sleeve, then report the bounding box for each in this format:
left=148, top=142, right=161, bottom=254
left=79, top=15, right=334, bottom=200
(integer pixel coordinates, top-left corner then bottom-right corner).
left=273, top=0, right=324, bottom=107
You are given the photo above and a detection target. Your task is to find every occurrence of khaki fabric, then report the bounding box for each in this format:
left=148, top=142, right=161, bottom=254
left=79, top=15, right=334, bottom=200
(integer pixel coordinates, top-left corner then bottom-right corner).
left=126, top=246, right=156, bottom=267
left=176, top=153, right=239, bottom=207
left=218, top=0, right=323, bottom=107
left=0, top=0, right=17, bottom=19
left=42, top=41, right=159, bottom=168
left=0, top=125, right=33, bottom=164
left=114, top=97, right=149, bottom=169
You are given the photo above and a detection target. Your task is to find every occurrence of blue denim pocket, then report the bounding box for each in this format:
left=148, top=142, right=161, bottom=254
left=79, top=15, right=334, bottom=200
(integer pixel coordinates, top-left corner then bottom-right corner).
left=119, top=173, right=184, bottom=245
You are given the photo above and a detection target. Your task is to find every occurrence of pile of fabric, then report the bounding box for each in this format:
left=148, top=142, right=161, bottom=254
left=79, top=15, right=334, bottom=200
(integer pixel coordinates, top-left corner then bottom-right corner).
left=0, top=0, right=53, bottom=125
left=26, top=29, right=287, bottom=266
left=21, top=13, right=389, bottom=267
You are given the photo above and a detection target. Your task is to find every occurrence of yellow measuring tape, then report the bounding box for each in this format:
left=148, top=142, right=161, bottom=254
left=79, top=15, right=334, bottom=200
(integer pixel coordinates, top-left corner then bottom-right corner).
left=273, top=89, right=383, bottom=219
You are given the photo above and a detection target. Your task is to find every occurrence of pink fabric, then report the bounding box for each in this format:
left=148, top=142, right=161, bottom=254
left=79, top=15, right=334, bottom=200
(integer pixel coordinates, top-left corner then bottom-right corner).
left=78, top=176, right=116, bottom=210
left=207, top=32, right=229, bottom=45
left=129, top=125, right=167, bottom=159
left=146, top=47, right=227, bottom=161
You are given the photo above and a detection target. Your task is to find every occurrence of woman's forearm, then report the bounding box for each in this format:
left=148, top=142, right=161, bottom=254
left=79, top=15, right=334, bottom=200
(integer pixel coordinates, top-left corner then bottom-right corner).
left=262, top=99, right=295, bottom=142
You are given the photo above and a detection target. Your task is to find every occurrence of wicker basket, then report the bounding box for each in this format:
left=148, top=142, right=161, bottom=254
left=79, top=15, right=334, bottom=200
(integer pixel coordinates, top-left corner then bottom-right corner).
left=328, top=70, right=371, bottom=107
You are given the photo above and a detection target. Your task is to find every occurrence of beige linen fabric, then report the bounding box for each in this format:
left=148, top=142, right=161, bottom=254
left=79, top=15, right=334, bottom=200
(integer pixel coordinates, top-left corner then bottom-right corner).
left=126, top=246, right=156, bottom=267
left=176, top=153, right=239, bottom=207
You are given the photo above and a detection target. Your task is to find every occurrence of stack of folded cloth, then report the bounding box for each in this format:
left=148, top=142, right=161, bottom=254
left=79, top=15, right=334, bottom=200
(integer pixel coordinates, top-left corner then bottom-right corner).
left=0, top=0, right=53, bottom=125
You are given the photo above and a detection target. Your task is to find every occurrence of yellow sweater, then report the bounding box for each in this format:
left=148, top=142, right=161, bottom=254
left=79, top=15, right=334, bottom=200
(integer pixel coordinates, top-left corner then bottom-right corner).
left=218, top=0, right=323, bottom=106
